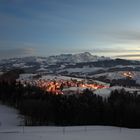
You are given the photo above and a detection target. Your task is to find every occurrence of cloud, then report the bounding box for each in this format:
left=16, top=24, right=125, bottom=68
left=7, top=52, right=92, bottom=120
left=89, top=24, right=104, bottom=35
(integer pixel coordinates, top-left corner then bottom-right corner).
left=109, top=30, right=140, bottom=41
left=75, top=47, right=140, bottom=54
left=116, top=54, right=140, bottom=58
left=0, top=47, right=36, bottom=59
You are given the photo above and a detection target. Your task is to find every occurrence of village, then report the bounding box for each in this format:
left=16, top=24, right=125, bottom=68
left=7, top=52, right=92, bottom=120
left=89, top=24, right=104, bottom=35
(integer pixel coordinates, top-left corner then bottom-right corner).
left=17, top=74, right=109, bottom=95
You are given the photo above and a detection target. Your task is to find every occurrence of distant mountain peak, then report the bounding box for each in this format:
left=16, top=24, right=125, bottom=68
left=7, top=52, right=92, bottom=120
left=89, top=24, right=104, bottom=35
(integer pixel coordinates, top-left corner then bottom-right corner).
left=79, top=52, right=92, bottom=55
left=45, top=52, right=110, bottom=64
left=0, top=52, right=110, bottom=65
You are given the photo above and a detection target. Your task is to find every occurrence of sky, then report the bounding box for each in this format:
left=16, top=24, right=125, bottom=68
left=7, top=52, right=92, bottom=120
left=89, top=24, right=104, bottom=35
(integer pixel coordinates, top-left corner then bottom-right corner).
left=1, top=0, right=140, bottom=60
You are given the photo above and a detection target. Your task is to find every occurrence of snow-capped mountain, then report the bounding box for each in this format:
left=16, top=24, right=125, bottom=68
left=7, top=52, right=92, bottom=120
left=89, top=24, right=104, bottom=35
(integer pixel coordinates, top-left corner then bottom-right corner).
left=0, top=52, right=110, bottom=68
left=46, top=52, right=110, bottom=63
left=1, top=52, right=140, bottom=76
left=0, top=52, right=109, bottom=73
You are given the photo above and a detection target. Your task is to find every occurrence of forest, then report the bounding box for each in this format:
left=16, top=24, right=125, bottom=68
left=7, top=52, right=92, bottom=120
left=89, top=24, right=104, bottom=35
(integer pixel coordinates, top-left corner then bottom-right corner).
left=0, top=79, right=140, bottom=128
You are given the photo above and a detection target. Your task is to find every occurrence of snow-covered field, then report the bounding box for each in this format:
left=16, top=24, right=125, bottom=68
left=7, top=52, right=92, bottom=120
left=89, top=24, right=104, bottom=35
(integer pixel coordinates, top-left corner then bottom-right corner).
left=18, top=74, right=83, bottom=81
left=0, top=104, right=19, bottom=130
left=18, top=74, right=37, bottom=80
left=58, top=66, right=106, bottom=74
left=41, top=75, right=83, bottom=81
left=94, top=71, right=140, bottom=84
left=0, top=104, right=140, bottom=140
left=94, top=86, right=140, bottom=98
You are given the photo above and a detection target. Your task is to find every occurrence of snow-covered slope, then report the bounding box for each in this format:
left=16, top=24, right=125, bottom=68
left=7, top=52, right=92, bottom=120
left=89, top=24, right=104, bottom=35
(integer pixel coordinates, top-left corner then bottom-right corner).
left=94, top=86, right=140, bottom=98
left=0, top=104, right=140, bottom=140
left=94, top=71, right=140, bottom=84
left=94, top=72, right=125, bottom=80
left=58, top=66, right=105, bottom=74
left=0, top=104, right=20, bottom=129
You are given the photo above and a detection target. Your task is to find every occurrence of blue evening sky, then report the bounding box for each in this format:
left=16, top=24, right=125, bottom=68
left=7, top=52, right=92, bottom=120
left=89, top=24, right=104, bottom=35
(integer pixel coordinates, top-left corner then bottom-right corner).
left=1, top=0, right=140, bottom=59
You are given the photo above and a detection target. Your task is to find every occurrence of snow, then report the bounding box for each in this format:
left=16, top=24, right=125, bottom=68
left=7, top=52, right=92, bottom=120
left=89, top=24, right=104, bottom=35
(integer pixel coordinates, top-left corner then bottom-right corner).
left=41, top=75, right=83, bottom=81
left=36, top=58, right=46, bottom=63
left=37, top=67, right=47, bottom=72
left=95, top=88, right=112, bottom=98
left=0, top=104, right=140, bottom=140
left=13, top=63, right=25, bottom=67
left=0, top=104, right=20, bottom=129
left=18, top=74, right=83, bottom=81
left=12, top=63, right=33, bottom=68
left=94, top=71, right=140, bottom=84
left=46, top=52, right=110, bottom=64
left=93, top=80, right=110, bottom=86
left=1, top=126, right=140, bottom=140
left=134, top=72, right=140, bottom=84
left=22, top=65, right=33, bottom=68
left=94, top=86, right=140, bottom=98
left=114, top=65, right=136, bottom=68
left=63, top=87, right=87, bottom=93
left=60, top=67, right=105, bottom=74
left=18, top=74, right=37, bottom=80
left=94, top=72, right=124, bottom=80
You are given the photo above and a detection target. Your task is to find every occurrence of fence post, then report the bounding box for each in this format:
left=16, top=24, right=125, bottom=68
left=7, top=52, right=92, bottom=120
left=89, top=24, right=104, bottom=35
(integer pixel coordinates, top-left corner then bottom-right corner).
left=84, top=126, right=87, bottom=132
left=62, top=126, right=65, bottom=135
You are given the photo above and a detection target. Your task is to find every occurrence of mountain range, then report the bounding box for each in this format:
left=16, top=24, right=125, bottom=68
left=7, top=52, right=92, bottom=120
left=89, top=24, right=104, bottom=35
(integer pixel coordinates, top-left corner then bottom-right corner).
left=0, top=52, right=110, bottom=64
left=0, top=52, right=140, bottom=75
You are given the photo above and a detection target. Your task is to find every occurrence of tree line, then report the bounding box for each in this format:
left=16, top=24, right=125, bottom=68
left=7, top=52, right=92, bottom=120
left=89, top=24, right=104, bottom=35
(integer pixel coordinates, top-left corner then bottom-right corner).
left=0, top=80, right=140, bottom=128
